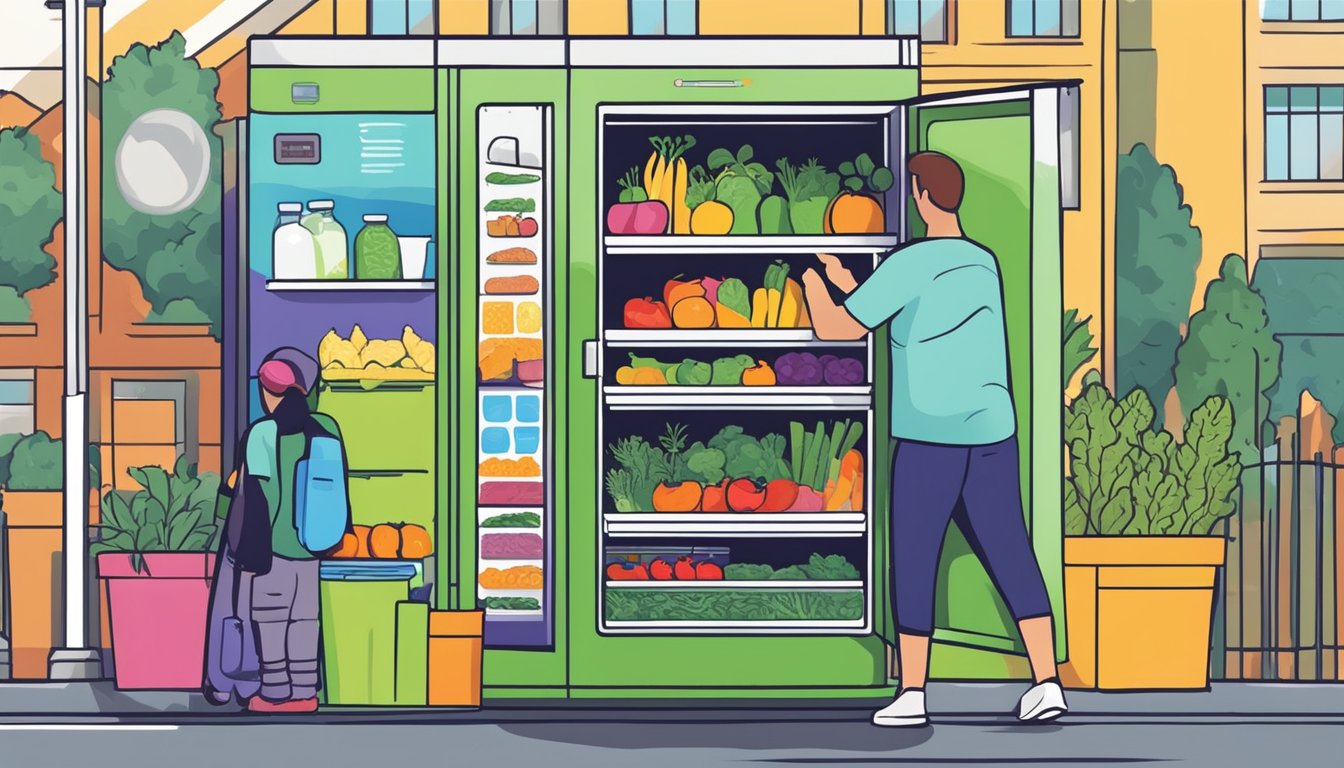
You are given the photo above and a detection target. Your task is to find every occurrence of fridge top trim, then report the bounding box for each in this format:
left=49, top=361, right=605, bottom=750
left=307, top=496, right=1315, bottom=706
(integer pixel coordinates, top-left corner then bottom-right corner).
left=247, top=37, right=919, bottom=70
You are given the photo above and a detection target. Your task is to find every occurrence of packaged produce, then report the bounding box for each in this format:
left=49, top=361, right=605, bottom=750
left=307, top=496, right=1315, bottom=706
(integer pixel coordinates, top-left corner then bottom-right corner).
left=477, top=338, right=543, bottom=381
left=478, top=565, right=543, bottom=589
left=272, top=202, right=318, bottom=280
left=825, top=153, right=894, bottom=234
left=301, top=200, right=348, bottom=279
left=484, top=275, right=540, bottom=295
left=516, top=301, right=543, bottom=334
left=479, top=481, right=543, bottom=506
left=486, top=215, right=539, bottom=237
left=485, top=171, right=540, bottom=185
left=480, top=533, right=545, bottom=560
left=483, top=596, right=541, bottom=611
left=479, top=457, right=542, bottom=477
left=486, top=247, right=537, bottom=264
left=483, top=301, right=515, bottom=335
left=605, top=590, right=863, bottom=622
left=354, top=214, right=403, bottom=280
left=481, top=511, right=541, bottom=529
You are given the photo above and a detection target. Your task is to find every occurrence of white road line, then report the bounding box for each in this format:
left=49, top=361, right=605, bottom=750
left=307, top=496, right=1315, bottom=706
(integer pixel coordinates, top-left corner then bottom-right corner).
left=0, top=725, right=179, bottom=731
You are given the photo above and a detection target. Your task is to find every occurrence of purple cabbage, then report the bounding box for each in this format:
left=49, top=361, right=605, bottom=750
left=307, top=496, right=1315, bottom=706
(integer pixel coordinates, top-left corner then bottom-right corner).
left=823, top=356, right=865, bottom=386
left=773, top=351, right=824, bottom=386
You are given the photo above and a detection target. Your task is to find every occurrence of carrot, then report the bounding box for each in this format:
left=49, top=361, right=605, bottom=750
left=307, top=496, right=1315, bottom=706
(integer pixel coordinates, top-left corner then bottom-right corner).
left=827, top=449, right=863, bottom=511
left=850, top=465, right=864, bottom=511
left=839, top=448, right=863, bottom=479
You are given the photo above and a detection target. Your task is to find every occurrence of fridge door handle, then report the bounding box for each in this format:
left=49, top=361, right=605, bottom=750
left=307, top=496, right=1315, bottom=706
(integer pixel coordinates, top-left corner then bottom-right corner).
left=583, top=340, right=600, bottom=379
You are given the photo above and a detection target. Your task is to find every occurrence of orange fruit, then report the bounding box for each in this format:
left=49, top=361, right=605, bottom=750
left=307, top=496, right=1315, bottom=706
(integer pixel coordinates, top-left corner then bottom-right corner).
left=331, top=532, right=360, bottom=558
left=351, top=525, right=373, bottom=558
left=368, top=524, right=402, bottom=559
left=400, top=525, right=433, bottom=559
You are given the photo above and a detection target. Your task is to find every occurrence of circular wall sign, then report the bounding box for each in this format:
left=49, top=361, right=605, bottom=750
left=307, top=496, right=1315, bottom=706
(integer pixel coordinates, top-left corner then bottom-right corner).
left=114, top=108, right=211, bottom=215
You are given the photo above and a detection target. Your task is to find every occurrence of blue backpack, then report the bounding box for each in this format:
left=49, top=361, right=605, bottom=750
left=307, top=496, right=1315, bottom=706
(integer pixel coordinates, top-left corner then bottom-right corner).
left=294, top=418, right=350, bottom=553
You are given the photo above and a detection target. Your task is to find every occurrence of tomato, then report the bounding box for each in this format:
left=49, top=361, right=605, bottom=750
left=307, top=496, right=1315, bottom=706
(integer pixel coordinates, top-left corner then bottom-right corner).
left=623, top=297, right=672, bottom=329
left=650, top=559, right=674, bottom=580
left=674, top=556, right=697, bottom=580
left=695, top=562, right=724, bottom=580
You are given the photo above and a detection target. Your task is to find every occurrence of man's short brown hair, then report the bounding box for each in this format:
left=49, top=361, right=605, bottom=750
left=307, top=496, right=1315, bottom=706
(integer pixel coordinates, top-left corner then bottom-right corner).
left=908, top=152, right=964, bottom=213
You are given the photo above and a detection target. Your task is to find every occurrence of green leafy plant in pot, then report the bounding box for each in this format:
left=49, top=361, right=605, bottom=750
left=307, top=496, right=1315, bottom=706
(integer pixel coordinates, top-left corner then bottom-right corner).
left=91, top=456, right=221, bottom=574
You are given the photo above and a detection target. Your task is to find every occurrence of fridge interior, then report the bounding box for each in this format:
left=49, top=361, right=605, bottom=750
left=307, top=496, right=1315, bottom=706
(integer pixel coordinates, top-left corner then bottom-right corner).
left=596, top=104, right=903, bottom=634
left=474, top=105, right=555, bottom=647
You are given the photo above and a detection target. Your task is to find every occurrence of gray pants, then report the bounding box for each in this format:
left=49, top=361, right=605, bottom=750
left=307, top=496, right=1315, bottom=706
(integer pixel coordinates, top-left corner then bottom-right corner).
left=250, top=556, right=320, bottom=701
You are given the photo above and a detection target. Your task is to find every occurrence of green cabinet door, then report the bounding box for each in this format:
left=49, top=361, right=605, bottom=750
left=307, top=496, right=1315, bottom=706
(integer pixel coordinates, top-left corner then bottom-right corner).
left=348, top=470, right=434, bottom=530
left=901, top=85, right=1069, bottom=669
left=567, top=67, right=915, bottom=693
left=317, top=383, right=435, bottom=471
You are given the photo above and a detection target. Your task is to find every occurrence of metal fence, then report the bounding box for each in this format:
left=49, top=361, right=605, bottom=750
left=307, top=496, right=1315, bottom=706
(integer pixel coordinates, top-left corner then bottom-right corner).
left=1215, top=436, right=1342, bottom=681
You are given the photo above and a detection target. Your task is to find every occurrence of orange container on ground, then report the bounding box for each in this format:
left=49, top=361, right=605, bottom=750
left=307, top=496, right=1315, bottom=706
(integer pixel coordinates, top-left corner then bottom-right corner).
left=428, top=610, right=483, bottom=707
left=2, top=490, right=63, bottom=679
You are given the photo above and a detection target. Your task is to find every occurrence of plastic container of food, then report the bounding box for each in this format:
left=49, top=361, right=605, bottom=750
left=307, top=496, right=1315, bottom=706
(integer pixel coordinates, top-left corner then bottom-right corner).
left=354, top=214, right=403, bottom=280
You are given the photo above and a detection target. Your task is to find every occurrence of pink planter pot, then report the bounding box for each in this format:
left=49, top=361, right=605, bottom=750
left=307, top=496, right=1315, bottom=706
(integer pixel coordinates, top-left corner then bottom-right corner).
left=98, top=553, right=215, bottom=691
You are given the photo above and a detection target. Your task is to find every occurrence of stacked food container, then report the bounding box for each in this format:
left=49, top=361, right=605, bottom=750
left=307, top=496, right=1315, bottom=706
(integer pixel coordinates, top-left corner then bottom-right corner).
left=474, top=106, right=553, bottom=645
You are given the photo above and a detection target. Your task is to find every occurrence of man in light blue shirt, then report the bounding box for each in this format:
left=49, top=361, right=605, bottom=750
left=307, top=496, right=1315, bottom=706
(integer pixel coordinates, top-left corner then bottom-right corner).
left=803, top=151, right=1065, bottom=728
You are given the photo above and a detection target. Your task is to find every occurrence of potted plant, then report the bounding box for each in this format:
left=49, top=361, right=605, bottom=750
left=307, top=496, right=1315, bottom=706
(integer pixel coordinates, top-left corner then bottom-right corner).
left=0, top=431, right=65, bottom=679
left=1062, top=372, right=1240, bottom=690
left=92, top=456, right=220, bottom=690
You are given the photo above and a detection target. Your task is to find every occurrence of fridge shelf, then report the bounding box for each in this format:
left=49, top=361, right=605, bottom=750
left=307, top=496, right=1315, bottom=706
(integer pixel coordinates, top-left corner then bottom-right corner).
left=603, top=235, right=901, bottom=255
left=265, top=279, right=434, bottom=292
left=603, top=386, right=871, bottom=410
left=603, top=513, right=866, bottom=538
left=601, top=619, right=867, bottom=634
left=604, top=580, right=863, bottom=590
left=604, top=330, right=865, bottom=348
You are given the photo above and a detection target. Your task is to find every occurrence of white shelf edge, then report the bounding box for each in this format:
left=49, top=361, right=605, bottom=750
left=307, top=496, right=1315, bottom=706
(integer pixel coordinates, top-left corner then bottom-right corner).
left=603, top=513, right=867, bottom=538
left=604, top=387, right=872, bottom=410
left=603, top=235, right=901, bottom=255
left=265, top=280, right=434, bottom=292
left=604, top=580, right=863, bottom=590
left=599, top=620, right=868, bottom=633
left=604, top=330, right=864, bottom=348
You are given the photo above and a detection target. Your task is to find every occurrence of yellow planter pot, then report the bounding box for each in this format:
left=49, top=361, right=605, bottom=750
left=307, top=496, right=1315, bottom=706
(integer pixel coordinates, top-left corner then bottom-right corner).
left=1063, top=536, right=1226, bottom=691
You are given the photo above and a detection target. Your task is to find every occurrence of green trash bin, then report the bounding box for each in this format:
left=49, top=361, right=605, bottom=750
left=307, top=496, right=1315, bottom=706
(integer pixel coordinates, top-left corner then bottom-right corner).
left=318, top=562, right=420, bottom=706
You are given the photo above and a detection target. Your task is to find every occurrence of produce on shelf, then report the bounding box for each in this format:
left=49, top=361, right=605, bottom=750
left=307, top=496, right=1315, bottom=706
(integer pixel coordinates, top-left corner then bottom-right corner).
left=331, top=523, right=433, bottom=560
left=485, top=172, right=540, bottom=185
left=480, top=457, right=542, bottom=477
left=650, top=425, right=703, bottom=512
left=318, top=325, right=435, bottom=381
left=686, top=165, right=733, bottom=235
left=481, top=511, right=541, bottom=529
left=621, top=265, right=809, bottom=330
left=826, top=153, right=894, bottom=234
left=712, top=354, right=757, bottom=384
left=482, top=302, right=514, bottom=335
left=483, top=596, right=541, bottom=611
left=485, top=197, right=536, bottom=213
left=484, top=275, right=540, bottom=295
left=715, top=278, right=751, bottom=326
left=479, top=565, right=543, bottom=589
left=607, top=166, right=669, bottom=235
left=479, top=480, right=544, bottom=506
left=605, top=435, right=667, bottom=512
left=605, top=589, right=863, bottom=622
left=789, top=419, right=864, bottom=511
left=517, top=301, right=543, bottom=334
left=726, top=478, right=766, bottom=512
left=615, top=353, right=712, bottom=386
left=750, top=261, right=801, bottom=328
left=486, top=214, right=539, bottom=238
left=777, top=157, right=842, bottom=235
left=723, top=554, right=860, bottom=581
left=606, top=562, right=649, bottom=581
left=478, top=337, right=543, bottom=381
left=622, top=296, right=672, bottom=329
left=650, top=559, right=673, bottom=580
left=486, top=247, right=537, bottom=265
left=645, top=135, right=697, bottom=234
left=706, top=144, right=774, bottom=236
left=773, top=352, right=865, bottom=386
left=619, top=351, right=864, bottom=388
left=480, top=532, right=544, bottom=560
left=741, top=360, right=777, bottom=386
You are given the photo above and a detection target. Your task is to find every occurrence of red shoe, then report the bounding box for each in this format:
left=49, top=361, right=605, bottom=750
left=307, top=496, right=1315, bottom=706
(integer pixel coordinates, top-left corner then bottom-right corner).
left=248, top=697, right=318, bottom=714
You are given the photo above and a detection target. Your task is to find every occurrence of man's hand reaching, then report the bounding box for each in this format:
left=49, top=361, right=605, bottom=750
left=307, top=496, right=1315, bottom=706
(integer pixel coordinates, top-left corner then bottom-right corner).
left=817, top=253, right=858, bottom=294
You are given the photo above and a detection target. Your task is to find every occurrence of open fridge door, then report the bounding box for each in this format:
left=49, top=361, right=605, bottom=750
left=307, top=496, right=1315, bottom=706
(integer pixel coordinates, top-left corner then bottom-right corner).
left=885, top=83, right=1072, bottom=662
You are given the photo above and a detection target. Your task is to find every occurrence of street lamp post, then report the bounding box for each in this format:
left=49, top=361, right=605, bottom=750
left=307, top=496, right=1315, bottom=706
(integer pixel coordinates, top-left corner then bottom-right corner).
left=46, top=0, right=103, bottom=681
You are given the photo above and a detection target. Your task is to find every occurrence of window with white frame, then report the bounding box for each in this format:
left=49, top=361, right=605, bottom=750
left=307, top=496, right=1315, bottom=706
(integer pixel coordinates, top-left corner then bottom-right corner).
left=1261, top=0, right=1344, bottom=21
left=631, top=0, right=696, bottom=35
left=0, top=369, right=35, bottom=437
left=369, top=0, right=435, bottom=34
left=1265, top=86, right=1344, bottom=181
left=1008, top=0, right=1080, bottom=37
left=490, top=0, right=566, bottom=35
left=889, top=0, right=948, bottom=43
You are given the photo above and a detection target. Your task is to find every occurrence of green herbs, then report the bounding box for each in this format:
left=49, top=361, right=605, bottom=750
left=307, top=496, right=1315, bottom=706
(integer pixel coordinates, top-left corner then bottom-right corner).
left=605, top=589, right=863, bottom=622
left=606, top=435, right=670, bottom=512
left=791, top=419, right=864, bottom=493
left=723, top=554, right=860, bottom=582
left=483, top=197, right=537, bottom=213
left=838, top=153, right=895, bottom=195
left=484, top=597, right=541, bottom=610
left=485, top=171, right=541, bottom=185
left=1065, top=375, right=1240, bottom=536
left=481, top=511, right=541, bottom=528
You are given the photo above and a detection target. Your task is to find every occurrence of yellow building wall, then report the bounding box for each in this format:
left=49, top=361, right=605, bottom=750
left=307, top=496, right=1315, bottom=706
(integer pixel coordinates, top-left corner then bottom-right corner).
left=1243, top=10, right=1344, bottom=270
left=1149, top=1, right=1246, bottom=315
left=569, top=0, right=629, bottom=35
left=440, top=0, right=490, bottom=35
left=921, top=0, right=1117, bottom=392
left=335, top=0, right=369, bottom=35
left=699, top=0, right=865, bottom=35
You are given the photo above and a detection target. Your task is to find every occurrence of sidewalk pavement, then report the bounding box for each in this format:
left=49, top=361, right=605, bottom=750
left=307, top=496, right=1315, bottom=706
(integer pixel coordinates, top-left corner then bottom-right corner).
left=1, top=680, right=1342, bottom=720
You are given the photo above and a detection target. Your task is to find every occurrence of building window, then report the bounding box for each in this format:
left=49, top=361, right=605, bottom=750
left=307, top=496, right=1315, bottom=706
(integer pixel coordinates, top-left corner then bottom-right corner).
left=630, top=0, right=696, bottom=35
left=1265, top=86, right=1344, bottom=181
left=1261, top=0, right=1344, bottom=21
left=0, top=370, right=35, bottom=437
left=110, top=380, right=186, bottom=490
left=889, top=0, right=948, bottom=43
left=370, top=0, right=434, bottom=34
left=490, top=0, right=566, bottom=35
left=1008, top=0, right=1080, bottom=37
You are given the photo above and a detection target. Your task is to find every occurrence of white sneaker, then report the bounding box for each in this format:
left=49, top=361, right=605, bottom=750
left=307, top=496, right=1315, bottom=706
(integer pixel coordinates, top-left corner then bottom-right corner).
left=1016, top=680, right=1068, bottom=722
left=872, top=689, right=928, bottom=727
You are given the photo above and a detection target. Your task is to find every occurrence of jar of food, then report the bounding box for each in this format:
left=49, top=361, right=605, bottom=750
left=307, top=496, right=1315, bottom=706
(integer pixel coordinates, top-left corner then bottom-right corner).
left=272, top=202, right=317, bottom=280
left=354, top=214, right=403, bottom=280
left=301, top=200, right=349, bottom=279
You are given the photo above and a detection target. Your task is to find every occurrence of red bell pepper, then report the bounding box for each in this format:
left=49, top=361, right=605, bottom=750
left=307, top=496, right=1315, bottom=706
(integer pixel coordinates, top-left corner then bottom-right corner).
left=623, top=296, right=672, bottom=329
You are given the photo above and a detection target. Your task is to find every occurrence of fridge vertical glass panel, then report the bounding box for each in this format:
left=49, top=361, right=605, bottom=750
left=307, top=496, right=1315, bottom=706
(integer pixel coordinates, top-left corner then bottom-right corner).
left=475, top=105, right=553, bottom=648
left=906, top=86, right=1065, bottom=658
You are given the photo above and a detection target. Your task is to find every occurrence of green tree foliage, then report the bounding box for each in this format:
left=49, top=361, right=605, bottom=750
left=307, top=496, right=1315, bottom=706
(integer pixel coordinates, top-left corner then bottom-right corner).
left=1063, top=308, right=1098, bottom=390
left=0, top=128, right=61, bottom=322
left=1174, top=254, right=1282, bottom=464
left=102, top=32, right=222, bottom=337
left=2, top=431, right=65, bottom=490
left=1064, top=375, right=1239, bottom=536
left=1115, top=144, right=1202, bottom=426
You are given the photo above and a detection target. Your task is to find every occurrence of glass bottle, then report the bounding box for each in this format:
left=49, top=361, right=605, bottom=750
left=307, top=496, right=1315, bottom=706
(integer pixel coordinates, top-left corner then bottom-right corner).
left=354, top=214, right=403, bottom=280
left=272, top=202, right=317, bottom=280
left=301, top=200, right=349, bottom=279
